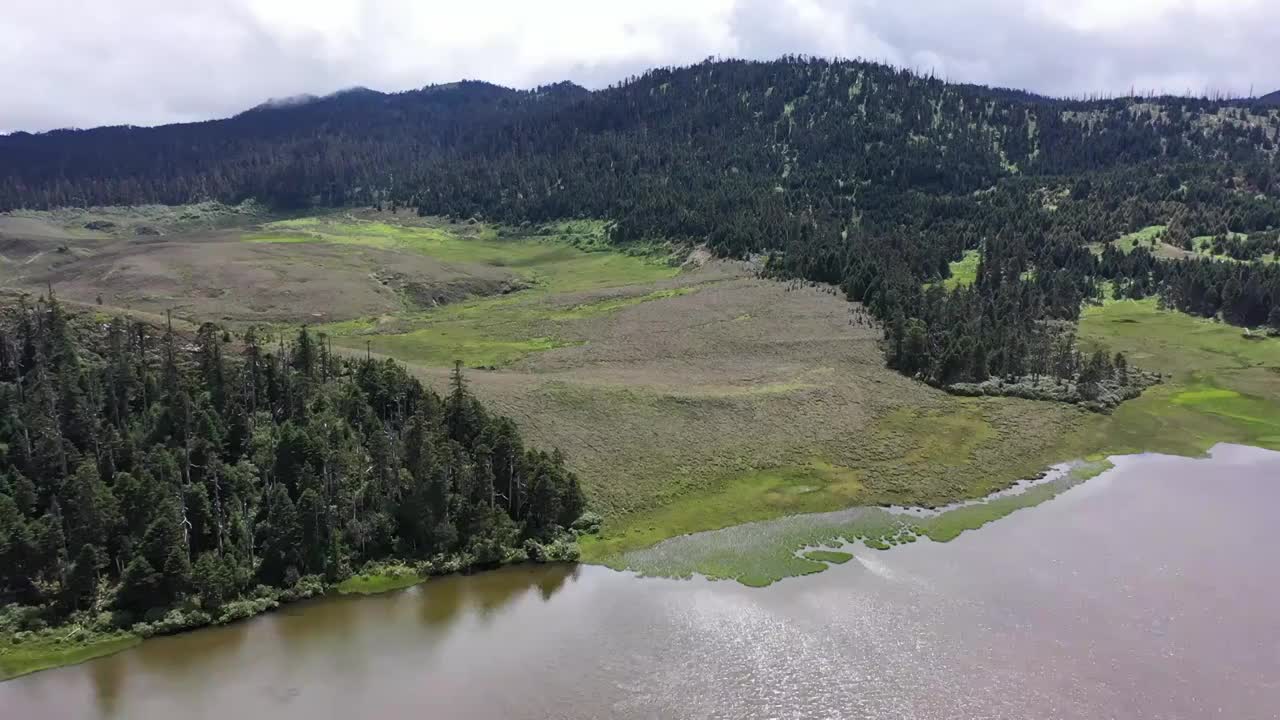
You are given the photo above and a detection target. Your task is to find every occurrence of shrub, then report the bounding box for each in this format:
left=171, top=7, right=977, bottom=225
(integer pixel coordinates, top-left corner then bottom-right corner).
left=216, top=597, right=279, bottom=625
left=279, top=575, right=325, bottom=603
left=570, top=511, right=603, bottom=535
left=133, top=609, right=212, bottom=638
left=524, top=536, right=581, bottom=563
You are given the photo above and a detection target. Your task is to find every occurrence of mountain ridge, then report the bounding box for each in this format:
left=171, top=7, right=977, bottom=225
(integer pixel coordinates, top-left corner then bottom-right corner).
left=2, top=57, right=1276, bottom=214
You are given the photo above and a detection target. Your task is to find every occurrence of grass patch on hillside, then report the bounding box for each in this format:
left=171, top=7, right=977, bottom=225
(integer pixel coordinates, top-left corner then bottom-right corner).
left=1113, top=225, right=1167, bottom=253
left=249, top=215, right=685, bottom=368
left=0, top=631, right=140, bottom=681
left=1089, top=225, right=1191, bottom=260
left=929, top=249, right=980, bottom=289
left=246, top=216, right=677, bottom=294
left=1094, top=226, right=1277, bottom=265
left=1074, top=298, right=1280, bottom=454
left=340, top=325, right=574, bottom=369
left=0, top=202, right=269, bottom=241
left=323, top=287, right=695, bottom=368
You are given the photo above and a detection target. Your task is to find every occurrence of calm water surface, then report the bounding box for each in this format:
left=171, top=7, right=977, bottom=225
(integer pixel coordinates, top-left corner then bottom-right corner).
left=5, top=445, right=1279, bottom=719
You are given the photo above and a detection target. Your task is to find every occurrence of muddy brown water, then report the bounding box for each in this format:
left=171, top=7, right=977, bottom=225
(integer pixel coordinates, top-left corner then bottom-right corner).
left=4, top=445, right=1278, bottom=719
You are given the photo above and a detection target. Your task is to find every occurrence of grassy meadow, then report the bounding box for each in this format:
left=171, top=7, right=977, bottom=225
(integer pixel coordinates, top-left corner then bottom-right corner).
left=243, top=213, right=1279, bottom=583
left=244, top=215, right=683, bottom=367
left=1074, top=298, right=1280, bottom=453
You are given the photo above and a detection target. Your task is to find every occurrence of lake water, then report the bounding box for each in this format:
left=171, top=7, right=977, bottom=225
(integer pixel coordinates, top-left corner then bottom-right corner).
left=4, top=444, right=1278, bottom=719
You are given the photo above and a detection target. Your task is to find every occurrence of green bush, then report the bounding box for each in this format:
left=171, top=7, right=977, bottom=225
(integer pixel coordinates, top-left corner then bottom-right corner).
left=216, top=598, right=279, bottom=625
left=571, top=511, right=603, bottom=535
left=133, top=609, right=213, bottom=638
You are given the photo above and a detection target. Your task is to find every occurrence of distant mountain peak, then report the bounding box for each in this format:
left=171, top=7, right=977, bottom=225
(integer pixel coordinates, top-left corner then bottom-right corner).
left=249, top=93, right=320, bottom=111
left=247, top=87, right=380, bottom=113
left=1255, top=89, right=1280, bottom=107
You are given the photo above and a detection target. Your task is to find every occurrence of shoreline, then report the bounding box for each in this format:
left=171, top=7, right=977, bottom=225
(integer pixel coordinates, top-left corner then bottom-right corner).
left=5, top=443, right=1277, bottom=681
left=616, top=442, right=1280, bottom=587
left=613, top=456, right=1114, bottom=586
left=0, top=552, right=574, bottom=683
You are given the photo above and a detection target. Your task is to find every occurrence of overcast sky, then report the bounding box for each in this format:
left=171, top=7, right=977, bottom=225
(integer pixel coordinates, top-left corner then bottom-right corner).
left=3, top=0, right=1278, bottom=133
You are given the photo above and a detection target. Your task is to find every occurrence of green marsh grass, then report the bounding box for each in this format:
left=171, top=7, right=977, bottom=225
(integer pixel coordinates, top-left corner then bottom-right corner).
left=0, top=632, right=140, bottom=681
left=801, top=549, right=854, bottom=564
left=336, top=572, right=425, bottom=596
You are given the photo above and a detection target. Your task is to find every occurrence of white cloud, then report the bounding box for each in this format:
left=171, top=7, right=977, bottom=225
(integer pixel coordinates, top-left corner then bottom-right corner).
left=0, top=0, right=1276, bottom=132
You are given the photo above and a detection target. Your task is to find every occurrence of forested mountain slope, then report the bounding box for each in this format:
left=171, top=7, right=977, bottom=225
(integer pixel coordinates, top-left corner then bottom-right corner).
left=4, top=57, right=1279, bottom=394
left=4, top=58, right=1275, bottom=217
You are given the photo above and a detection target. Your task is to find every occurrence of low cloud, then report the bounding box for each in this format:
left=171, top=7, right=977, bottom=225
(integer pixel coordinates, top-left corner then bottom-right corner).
left=2, top=0, right=1276, bottom=132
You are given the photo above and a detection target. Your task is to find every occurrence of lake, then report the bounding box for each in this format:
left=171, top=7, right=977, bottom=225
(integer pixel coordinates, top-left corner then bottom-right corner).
left=4, top=444, right=1278, bottom=719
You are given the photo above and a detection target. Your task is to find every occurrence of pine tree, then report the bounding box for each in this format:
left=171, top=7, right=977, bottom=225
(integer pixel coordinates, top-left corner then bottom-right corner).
left=65, top=542, right=102, bottom=611
left=115, top=555, right=162, bottom=613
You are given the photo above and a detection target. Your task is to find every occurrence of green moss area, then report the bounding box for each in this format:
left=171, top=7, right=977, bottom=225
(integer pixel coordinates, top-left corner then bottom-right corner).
left=801, top=549, right=853, bottom=564
left=614, top=460, right=1112, bottom=586
left=0, top=631, right=140, bottom=681
left=335, top=569, right=424, bottom=595
left=245, top=215, right=682, bottom=368
left=581, top=463, right=871, bottom=559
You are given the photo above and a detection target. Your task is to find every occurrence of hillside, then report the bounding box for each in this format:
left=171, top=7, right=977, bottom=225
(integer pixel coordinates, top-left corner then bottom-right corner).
left=4, top=58, right=1279, bottom=377
left=4, top=59, right=1280, bottom=401
left=2, top=59, right=1275, bottom=213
